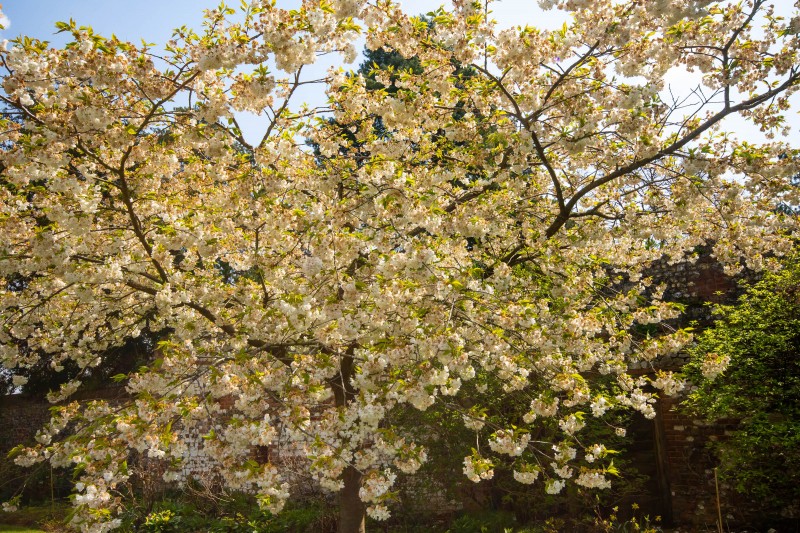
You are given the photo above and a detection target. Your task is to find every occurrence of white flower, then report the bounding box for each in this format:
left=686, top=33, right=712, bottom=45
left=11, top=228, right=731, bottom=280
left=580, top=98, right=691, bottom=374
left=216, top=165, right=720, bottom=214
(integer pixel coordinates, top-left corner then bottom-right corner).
left=523, top=395, right=559, bottom=423
left=558, top=414, right=585, bottom=435
left=2, top=501, right=18, bottom=513
left=367, top=504, right=391, bottom=521
left=590, top=396, right=609, bottom=417
left=652, top=371, right=685, bottom=396
left=551, top=462, right=574, bottom=479
left=358, top=470, right=396, bottom=503
left=513, top=466, right=540, bottom=484
left=545, top=479, right=566, bottom=494
left=576, top=471, right=612, bottom=489
left=701, top=352, right=731, bottom=380
left=463, top=455, right=494, bottom=483
left=463, top=412, right=486, bottom=431
left=78, top=39, right=93, bottom=54
left=585, top=444, right=606, bottom=463
left=553, top=443, right=577, bottom=462
left=488, top=430, right=530, bottom=457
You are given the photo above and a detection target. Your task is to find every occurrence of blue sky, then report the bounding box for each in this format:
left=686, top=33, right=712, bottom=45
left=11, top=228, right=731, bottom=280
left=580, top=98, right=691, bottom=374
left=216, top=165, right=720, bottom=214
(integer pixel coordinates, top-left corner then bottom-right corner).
left=1, top=0, right=564, bottom=47
left=2, top=1, right=796, bottom=145
left=0, top=0, right=565, bottom=142
left=2, top=1, right=223, bottom=47
left=0, top=1, right=566, bottom=144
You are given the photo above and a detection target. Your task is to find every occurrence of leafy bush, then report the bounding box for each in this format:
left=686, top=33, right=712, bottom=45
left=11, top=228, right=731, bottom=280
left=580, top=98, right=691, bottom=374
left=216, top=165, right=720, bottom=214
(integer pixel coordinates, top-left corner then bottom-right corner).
left=683, top=253, right=800, bottom=523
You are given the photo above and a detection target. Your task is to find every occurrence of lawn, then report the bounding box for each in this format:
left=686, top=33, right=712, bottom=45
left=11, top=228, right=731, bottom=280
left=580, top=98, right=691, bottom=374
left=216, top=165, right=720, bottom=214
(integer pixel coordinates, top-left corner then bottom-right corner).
left=0, top=503, right=68, bottom=533
left=0, top=526, right=47, bottom=533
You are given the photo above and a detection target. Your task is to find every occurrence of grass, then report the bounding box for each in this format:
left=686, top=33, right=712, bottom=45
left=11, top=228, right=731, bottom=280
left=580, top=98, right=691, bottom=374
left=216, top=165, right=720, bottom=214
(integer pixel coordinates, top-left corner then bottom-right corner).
left=0, top=503, right=69, bottom=532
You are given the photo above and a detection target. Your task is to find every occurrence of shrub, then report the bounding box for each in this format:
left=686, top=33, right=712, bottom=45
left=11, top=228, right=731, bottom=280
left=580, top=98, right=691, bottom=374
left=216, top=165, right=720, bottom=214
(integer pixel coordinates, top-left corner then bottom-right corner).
left=683, top=253, right=800, bottom=524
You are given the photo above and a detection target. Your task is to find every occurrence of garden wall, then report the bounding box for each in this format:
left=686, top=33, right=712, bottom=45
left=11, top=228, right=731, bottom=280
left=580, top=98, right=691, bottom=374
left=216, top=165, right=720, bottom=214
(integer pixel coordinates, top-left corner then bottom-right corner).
left=642, top=250, right=757, bottom=527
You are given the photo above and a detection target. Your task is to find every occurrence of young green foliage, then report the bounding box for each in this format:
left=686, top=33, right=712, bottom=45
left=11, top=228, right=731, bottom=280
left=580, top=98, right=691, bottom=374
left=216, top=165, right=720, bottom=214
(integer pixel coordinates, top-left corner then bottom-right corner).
left=684, top=252, right=800, bottom=519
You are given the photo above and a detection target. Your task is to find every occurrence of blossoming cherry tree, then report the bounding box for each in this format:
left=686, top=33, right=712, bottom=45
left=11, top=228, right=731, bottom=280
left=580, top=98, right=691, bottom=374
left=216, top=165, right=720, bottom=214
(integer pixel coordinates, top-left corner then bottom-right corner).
left=1, top=0, right=799, bottom=531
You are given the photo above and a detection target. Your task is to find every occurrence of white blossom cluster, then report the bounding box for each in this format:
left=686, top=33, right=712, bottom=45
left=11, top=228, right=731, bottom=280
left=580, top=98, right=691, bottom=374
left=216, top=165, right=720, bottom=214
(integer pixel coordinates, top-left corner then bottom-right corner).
left=512, top=465, right=541, bottom=485
left=575, top=470, right=612, bottom=490
left=545, top=479, right=566, bottom=495
left=463, top=454, right=495, bottom=483
left=488, top=429, right=531, bottom=457
left=701, top=352, right=732, bottom=380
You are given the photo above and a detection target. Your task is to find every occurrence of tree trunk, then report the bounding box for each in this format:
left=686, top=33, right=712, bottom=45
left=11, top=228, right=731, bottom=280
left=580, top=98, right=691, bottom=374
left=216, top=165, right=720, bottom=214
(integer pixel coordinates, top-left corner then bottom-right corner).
left=338, top=465, right=366, bottom=533
left=330, top=345, right=366, bottom=533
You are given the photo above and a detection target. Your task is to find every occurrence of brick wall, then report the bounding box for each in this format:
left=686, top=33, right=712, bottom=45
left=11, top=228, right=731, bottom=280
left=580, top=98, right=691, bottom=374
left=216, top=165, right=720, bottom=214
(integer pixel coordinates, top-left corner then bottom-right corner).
left=0, top=394, right=51, bottom=456
left=0, top=394, right=61, bottom=501
left=657, top=396, right=740, bottom=527
left=644, top=251, right=759, bottom=529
